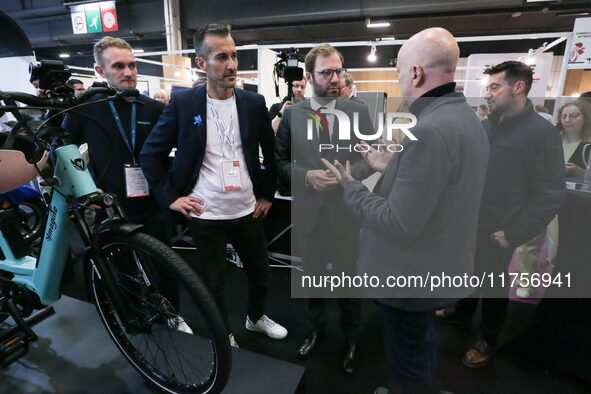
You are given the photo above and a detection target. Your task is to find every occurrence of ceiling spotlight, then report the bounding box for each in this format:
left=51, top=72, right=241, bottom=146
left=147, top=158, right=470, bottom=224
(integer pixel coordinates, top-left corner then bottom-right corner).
left=59, top=53, right=70, bottom=58
left=367, top=45, right=377, bottom=62
left=521, top=48, right=536, bottom=66
left=366, top=18, right=390, bottom=28
left=557, top=12, right=590, bottom=17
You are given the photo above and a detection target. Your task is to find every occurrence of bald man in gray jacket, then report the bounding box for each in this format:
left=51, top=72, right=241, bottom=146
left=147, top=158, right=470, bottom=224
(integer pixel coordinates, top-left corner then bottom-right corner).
left=325, top=28, right=489, bottom=393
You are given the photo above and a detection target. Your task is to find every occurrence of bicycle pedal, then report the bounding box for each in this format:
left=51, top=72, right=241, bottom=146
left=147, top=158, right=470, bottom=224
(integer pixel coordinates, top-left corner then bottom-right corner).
left=0, top=333, right=29, bottom=368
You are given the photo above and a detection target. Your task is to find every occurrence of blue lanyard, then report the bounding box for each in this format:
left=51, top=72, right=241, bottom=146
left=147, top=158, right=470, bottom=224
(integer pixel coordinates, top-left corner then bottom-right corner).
left=108, top=100, right=137, bottom=164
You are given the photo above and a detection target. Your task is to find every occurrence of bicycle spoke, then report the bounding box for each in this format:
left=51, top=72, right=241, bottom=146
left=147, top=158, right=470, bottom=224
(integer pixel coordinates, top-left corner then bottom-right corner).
left=90, top=233, right=229, bottom=392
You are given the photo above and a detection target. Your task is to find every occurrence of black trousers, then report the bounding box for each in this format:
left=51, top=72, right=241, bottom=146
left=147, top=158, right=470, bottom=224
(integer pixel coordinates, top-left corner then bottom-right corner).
left=455, top=231, right=515, bottom=346
left=297, top=211, right=361, bottom=343
left=379, top=303, right=436, bottom=394
left=187, top=214, right=269, bottom=330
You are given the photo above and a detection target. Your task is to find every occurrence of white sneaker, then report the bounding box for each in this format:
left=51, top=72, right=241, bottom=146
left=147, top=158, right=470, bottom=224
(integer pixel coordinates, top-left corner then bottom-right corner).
left=516, top=287, right=535, bottom=298
left=229, top=333, right=239, bottom=348
left=167, top=316, right=194, bottom=334
left=245, top=315, right=288, bottom=339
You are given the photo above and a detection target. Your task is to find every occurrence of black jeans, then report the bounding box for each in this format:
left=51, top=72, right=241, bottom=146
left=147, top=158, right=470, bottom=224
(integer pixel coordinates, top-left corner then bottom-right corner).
left=187, top=214, right=269, bottom=330
left=379, top=303, right=436, bottom=394
left=455, top=231, right=515, bottom=346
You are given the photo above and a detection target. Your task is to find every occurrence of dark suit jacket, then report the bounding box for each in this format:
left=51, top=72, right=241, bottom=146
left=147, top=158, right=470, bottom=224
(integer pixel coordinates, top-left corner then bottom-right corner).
left=343, top=92, right=490, bottom=311
left=62, top=94, right=164, bottom=219
left=140, top=85, right=276, bottom=211
left=275, top=98, right=375, bottom=236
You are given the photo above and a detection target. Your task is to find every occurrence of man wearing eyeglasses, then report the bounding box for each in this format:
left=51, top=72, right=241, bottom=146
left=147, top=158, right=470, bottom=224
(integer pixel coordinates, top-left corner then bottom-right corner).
left=440, top=60, right=565, bottom=368
left=275, top=43, right=375, bottom=374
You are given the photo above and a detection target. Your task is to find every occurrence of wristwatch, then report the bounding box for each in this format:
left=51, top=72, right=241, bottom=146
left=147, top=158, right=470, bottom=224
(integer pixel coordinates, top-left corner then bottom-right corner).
left=276, top=112, right=282, bottom=118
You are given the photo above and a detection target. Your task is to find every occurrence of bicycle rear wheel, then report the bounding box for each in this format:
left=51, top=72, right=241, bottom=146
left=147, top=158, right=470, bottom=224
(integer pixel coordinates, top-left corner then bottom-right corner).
left=87, top=232, right=231, bottom=393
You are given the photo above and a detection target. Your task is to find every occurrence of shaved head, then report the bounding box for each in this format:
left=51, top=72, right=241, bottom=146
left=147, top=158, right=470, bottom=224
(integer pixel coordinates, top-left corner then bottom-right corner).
left=397, top=28, right=459, bottom=101
left=399, top=28, right=459, bottom=72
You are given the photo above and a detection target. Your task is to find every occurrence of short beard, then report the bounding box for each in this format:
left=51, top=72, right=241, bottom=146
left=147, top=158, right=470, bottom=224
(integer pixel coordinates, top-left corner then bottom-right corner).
left=313, top=84, right=338, bottom=98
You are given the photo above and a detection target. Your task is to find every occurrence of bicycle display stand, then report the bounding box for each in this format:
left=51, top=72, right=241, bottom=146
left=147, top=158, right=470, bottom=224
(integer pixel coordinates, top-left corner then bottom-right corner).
left=0, top=296, right=305, bottom=394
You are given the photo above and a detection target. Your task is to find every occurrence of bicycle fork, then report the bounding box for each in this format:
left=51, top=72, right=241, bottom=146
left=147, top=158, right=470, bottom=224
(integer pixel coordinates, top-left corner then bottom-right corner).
left=85, top=224, right=149, bottom=334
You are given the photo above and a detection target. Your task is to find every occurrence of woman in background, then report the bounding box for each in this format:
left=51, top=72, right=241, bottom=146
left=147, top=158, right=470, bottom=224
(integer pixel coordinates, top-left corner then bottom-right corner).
left=153, top=89, right=170, bottom=105
left=558, top=98, right=591, bottom=177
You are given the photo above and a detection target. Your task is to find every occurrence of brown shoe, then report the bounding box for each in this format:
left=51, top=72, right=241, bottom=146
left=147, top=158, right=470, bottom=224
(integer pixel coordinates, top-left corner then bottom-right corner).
left=462, top=338, right=494, bottom=368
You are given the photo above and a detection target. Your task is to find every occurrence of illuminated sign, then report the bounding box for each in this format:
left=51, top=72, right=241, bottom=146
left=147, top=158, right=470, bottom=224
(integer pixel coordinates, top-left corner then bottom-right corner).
left=69, top=1, right=118, bottom=34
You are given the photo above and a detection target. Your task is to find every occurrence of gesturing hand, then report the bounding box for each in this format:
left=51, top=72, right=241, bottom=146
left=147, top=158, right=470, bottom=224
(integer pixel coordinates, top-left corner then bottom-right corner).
left=357, top=139, right=394, bottom=172
left=305, top=169, right=339, bottom=191
left=321, top=158, right=354, bottom=187
left=169, top=196, right=205, bottom=218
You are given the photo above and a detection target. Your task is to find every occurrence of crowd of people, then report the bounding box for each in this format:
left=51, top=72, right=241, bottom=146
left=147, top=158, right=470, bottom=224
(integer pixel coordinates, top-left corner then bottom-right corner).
left=17, top=23, right=591, bottom=394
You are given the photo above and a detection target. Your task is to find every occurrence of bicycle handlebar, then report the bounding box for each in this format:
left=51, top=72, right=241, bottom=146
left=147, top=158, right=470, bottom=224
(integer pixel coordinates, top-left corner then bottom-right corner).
left=0, top=87, right=140, bottom=110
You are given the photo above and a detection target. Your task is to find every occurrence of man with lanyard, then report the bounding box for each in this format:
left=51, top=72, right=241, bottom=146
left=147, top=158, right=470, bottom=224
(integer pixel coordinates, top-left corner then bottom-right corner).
left=63, top=36, right=169, bottom=242
left=141, top=24, right=287, bottom=347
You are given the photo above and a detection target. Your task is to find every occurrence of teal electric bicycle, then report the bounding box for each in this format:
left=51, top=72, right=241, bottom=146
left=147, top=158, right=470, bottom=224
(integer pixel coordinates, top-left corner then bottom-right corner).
left=0, top=78, right=230, bottom=393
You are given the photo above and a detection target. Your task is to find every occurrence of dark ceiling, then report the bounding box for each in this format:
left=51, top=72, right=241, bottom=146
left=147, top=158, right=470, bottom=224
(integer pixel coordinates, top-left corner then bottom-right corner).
left=0, top=0, right=587, bottom=76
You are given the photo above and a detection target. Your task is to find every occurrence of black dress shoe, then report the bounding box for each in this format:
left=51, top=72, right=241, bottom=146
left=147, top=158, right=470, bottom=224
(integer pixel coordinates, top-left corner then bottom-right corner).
left=298, top=330, right=322, bottom=358
left=343, top=342, right=357, bottom=374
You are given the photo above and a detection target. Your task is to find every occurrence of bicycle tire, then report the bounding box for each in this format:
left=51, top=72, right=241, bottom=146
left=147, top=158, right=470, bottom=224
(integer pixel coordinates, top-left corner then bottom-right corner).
left=87, top=232, right=231, bottom=393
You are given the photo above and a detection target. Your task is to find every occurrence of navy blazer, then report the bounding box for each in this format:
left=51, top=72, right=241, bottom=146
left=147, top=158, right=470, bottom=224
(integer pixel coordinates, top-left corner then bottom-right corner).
left=140, top=85, right=277, bottom=210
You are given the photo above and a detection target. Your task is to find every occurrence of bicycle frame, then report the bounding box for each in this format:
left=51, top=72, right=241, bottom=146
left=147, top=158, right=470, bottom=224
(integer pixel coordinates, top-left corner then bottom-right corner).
left=0, top=144, right=96, bottom=305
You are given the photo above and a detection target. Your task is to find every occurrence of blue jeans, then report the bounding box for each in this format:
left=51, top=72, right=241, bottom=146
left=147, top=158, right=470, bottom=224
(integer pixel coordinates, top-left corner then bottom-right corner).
left=379, top=303, right=436, bottom=393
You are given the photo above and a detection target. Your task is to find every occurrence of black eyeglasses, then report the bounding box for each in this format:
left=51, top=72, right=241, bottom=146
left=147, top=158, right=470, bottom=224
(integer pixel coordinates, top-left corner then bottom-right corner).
left=314, top=68, right=347, bottom=80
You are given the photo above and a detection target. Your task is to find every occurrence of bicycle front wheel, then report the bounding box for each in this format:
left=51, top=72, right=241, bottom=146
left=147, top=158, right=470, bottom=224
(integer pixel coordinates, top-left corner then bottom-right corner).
left=87, top=232, right=231, bottom=394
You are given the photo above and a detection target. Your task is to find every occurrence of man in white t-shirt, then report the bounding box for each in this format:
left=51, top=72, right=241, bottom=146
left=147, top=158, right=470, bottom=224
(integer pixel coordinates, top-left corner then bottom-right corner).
left=141, top=24, right=287, bottom=347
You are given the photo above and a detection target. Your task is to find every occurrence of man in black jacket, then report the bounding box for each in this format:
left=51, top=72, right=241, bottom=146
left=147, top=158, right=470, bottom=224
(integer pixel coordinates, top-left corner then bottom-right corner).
left=141, top=24, right=287, bottom=346
left=62, top=36, right=169, bottom=242
left=457, top=61, right=566, bottom=368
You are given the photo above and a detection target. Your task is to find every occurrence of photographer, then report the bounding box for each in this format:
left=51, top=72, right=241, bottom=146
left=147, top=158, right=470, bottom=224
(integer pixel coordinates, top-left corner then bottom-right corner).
left=268, top=77, right=306, bottom=133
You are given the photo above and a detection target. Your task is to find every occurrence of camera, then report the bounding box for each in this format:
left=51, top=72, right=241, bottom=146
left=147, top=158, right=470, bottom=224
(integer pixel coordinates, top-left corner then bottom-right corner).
left=29, top=60, right=72, bottom=91
left=273, top=48, right=304, bottom=100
